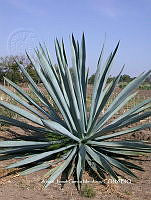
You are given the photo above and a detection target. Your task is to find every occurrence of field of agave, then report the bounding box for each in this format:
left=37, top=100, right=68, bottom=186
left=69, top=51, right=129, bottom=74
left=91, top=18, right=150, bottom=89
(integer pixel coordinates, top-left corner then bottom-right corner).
left=0, top=35, right=151, bottom=199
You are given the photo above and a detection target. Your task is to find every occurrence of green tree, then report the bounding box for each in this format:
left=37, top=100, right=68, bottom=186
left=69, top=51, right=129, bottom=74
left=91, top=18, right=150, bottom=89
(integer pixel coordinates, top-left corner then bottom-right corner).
left=0, top=56, right=28, bottom=84
left=88, top=74, right=95, bottom=84
left=5, top=62, right=22, bottom=84
left=26, top=64, right=40, bottom=83
left=120, top=74, right=133, bottom=82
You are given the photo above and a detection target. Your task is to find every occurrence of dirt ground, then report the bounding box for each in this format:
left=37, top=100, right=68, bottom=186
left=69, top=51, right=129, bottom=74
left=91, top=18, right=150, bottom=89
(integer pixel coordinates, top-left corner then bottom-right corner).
left=0, top=126, right=151, bottom=200
left=0, top=155, right=151, bottom=200
left=0, top=88, right=151, bottom=199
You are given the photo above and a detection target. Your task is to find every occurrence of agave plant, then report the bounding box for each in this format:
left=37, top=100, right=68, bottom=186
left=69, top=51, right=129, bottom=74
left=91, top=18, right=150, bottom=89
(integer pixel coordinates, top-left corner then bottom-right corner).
left=0, top=34, right=151, bottom=190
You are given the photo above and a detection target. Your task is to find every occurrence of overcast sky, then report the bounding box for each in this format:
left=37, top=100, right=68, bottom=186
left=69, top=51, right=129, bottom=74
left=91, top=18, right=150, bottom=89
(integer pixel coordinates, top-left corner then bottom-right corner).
left=0, top=0, right=151, bottom=76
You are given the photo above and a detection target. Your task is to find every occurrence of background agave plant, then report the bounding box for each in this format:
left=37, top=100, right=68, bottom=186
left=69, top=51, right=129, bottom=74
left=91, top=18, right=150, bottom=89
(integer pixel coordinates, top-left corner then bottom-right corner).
left=0, top=34, right=151, bottom=190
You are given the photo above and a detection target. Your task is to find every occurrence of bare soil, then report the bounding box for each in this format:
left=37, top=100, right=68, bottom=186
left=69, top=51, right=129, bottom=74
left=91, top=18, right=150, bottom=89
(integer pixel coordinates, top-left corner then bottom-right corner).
left=0, top=88, right=151, bottom=199
left=0, top=155, right=151, bottom=200
left=0, top=125, right=151, bottom=200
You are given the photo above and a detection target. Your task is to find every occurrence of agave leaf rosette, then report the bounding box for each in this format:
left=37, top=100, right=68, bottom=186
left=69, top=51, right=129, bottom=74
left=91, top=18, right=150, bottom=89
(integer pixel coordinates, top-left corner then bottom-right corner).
left=0, top=34, right=151, bottom=189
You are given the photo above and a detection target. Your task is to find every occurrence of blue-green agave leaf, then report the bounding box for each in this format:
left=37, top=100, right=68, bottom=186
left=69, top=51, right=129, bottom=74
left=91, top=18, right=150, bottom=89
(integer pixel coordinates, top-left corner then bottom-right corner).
left=45, top=146, right=77, bottom=187
left=85, top=145, right=118, bottom=180
left=95, top=123, right=151, bottom=141
left=6, top=144, right=75, bottom=169
left=76, top=144, right=86, bottom=189
left=0, top=101, right=43, bottom=126
left=42, top=120, right=80, bottom=142
left=0, top=85, right=44, bottom=118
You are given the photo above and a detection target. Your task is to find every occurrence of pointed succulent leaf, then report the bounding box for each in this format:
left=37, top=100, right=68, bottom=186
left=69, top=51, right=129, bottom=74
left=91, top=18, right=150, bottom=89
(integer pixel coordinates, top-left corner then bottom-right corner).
left=6, top=144, right=75, bottom=169
left=42, top=120, right=80, bottom=142
left=0, top=101, right=43, bottom=126
left=45, top=146, right=77, bottom=187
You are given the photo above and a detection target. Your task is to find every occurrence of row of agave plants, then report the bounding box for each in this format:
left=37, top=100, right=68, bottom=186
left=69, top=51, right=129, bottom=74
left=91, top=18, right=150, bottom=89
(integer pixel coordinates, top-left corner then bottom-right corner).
left=0, top=34, right=151, bottom=190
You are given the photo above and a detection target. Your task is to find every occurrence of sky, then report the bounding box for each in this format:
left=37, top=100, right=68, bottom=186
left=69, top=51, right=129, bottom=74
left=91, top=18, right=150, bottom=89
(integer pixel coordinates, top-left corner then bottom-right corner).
left=0, top=0, right=151, bottom=76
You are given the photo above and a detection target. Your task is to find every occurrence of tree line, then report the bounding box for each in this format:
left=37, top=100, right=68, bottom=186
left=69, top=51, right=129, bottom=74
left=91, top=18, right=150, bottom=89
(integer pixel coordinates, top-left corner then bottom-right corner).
left=88, top=73, right=151, bottom=84
left=0, top=56, right=40, bottom=84
left=0, top=56, right=150, bottom=85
